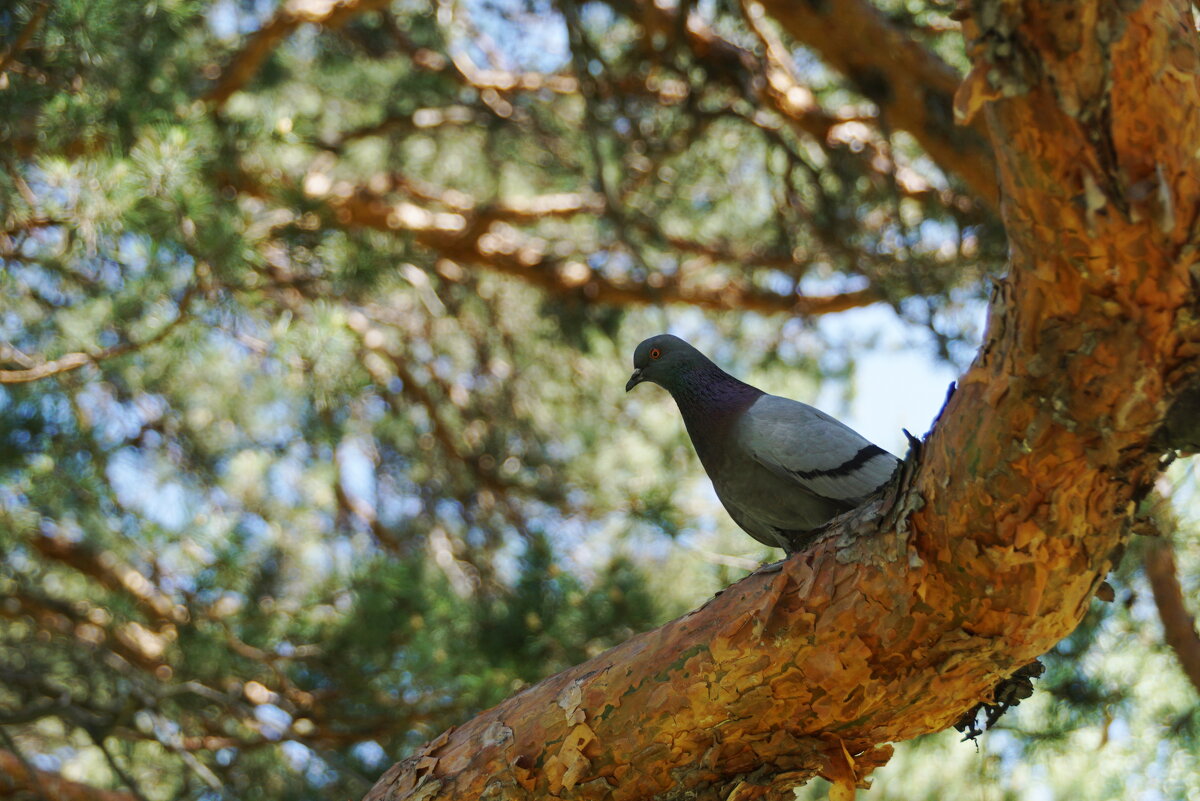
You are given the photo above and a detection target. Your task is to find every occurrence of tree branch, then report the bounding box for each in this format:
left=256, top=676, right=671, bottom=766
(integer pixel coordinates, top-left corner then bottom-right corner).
left=30, top=534, right=188, bottom=624
left=600, top=0, right=982, bottom=213
left=309, top=181, right=882, bottom=316
left=0, top=282, right=196, bottom=384
left=326, top=106, right=483, bottom=150
left=1145, top=539, right=1200, bottom=695
left=0, top=748, right=138, bottom=801
left=0, top=1, right=50, bottom=76
left=84, top=730, right=152, bottom=801
left=0, top=587, right=170, bottom=673
left=752, top=0, right=999, bottom=206
left=362, top=1, right=1200, bottom=797
left=374, top=11, right=578, bottom=97
left=0, top=350, right=94, bottom=384
left=204, top=0, right=392, bottom=108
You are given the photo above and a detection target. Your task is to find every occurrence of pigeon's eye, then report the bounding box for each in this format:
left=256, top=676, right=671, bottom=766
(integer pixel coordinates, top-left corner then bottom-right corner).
left=649, top=347, right=662, bottom=360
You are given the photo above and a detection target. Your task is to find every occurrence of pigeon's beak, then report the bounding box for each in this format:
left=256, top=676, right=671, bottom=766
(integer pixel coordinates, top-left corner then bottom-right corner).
left=625, top=369, right=645, bottom=392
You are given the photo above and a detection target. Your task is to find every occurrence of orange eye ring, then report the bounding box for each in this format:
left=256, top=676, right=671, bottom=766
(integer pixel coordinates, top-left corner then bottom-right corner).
left=649, top=347, right=662, bottom=360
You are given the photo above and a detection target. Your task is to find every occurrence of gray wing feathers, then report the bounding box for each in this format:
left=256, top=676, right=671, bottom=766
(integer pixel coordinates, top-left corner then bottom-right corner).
left=738, top=395, right=899, bottom=503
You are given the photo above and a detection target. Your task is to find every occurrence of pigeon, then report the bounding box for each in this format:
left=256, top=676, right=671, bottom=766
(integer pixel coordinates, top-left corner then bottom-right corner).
left=626, top=334, right=900, bottom=554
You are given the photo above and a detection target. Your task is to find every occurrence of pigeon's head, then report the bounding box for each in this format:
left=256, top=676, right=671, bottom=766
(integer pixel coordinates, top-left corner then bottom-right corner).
left=626, top=334, right=705, bottom=393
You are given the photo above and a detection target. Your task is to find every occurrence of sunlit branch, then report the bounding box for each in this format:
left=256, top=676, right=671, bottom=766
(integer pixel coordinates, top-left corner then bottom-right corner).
left=0, top=588, right=167, bottom=673
left=0, top=283, right=197, bottom=385
left=310, top=182, right=882, bottom=316
left=750, top=0, right=999, bottom=205
left=205, top=0, right=392, bottom=108
left=378, top=11, right=578, bottom=96
left=598, top=0, right=985, bottom=214
left=386, top=174, right=606, bottom=221
left=446, top=46, right=579, bottom=95
left=327, top=106, right=483, bottom=150
left=31, top=534, right=188, bottom=624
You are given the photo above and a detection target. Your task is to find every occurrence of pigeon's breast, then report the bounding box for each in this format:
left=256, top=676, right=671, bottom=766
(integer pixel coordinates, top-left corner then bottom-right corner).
left=692, top=416, right=842, bottom=535
left=708, top=454, right=845, bottom=534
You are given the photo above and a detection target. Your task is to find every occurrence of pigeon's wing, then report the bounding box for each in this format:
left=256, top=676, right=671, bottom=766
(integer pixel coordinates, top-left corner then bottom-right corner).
left=738, top=395, right=899, bottom=503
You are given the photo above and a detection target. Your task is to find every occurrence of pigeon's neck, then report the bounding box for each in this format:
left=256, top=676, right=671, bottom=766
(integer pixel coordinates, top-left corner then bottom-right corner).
left=669, top=364, right=762, bottom=464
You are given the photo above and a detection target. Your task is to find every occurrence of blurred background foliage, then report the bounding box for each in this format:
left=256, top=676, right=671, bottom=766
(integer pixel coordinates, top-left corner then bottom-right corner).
left=0, top=0, right=1197, bottom=799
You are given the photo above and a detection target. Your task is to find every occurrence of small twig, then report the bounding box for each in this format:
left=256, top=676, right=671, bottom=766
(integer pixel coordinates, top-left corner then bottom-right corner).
left=145, top=711, right=227, bottom=793
left=2, top=156, right=41, bottom=208
left=86, top=728, right=152, bottom=801
left=0, top=281, right=198, bottom=384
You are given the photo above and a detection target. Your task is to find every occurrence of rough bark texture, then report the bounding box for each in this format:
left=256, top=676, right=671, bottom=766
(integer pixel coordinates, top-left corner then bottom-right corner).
left=363, top=2, right=1200, bottom=799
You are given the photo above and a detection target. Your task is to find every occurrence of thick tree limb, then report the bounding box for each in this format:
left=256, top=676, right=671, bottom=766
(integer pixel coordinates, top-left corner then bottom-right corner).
left=1145, top=539, right=1200, bottom=695
left=362, top=2, right=1200, bottom=799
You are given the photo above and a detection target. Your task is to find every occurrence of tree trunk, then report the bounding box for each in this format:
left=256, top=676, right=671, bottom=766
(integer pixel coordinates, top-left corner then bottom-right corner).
left=363, top=2, right=1200, bottom=798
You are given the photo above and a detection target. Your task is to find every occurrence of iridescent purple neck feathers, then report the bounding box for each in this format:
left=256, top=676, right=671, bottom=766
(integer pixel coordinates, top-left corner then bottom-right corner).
left=666, top=362, right=762, bottom=465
